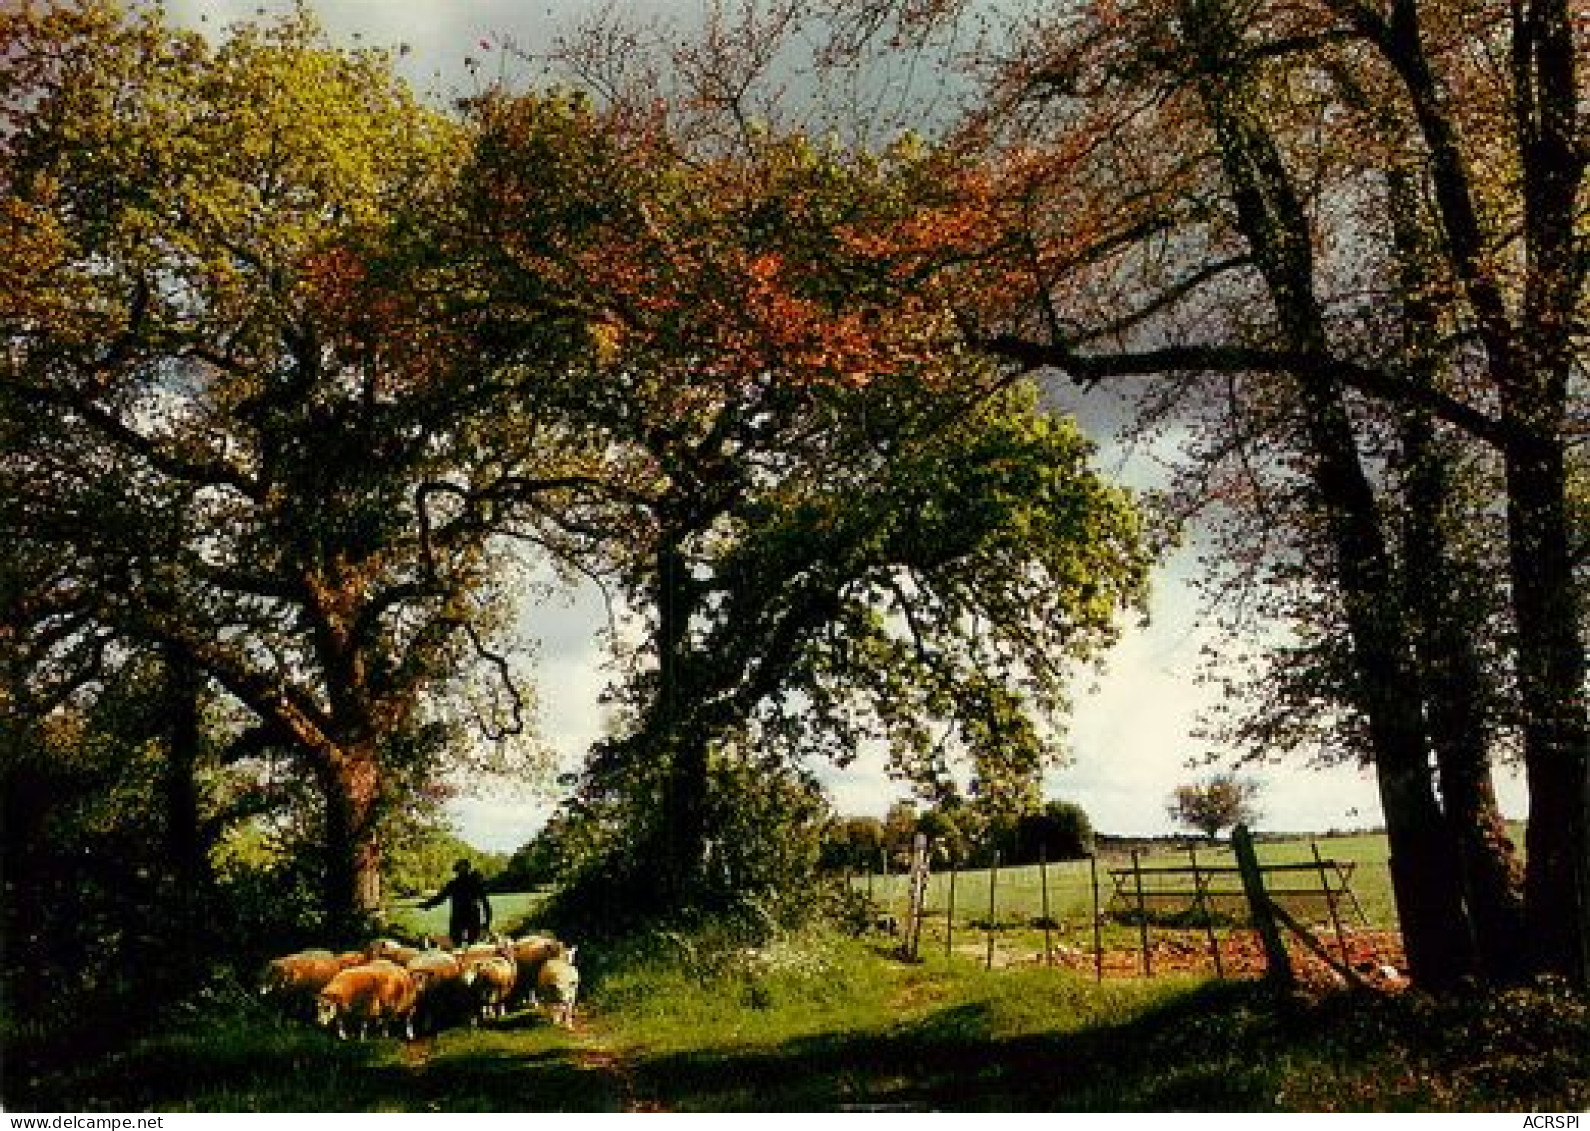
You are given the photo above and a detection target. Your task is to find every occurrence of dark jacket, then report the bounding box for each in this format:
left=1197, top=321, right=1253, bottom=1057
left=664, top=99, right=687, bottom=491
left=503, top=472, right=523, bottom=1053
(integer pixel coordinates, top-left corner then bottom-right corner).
left=422, top=869, right=492, bottom=941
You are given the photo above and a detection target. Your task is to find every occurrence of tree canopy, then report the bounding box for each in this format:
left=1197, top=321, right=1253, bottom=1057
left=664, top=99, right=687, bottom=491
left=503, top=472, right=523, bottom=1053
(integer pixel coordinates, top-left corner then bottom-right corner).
left=454, top=90, right=1151, bottom=917
left=1167, top=775, right=1264, bottom=840
left=1, top=1, right=553, bottom=932
left=3, top=2, right=1152, bottom=944
left=807, top=0, right=1586, bottom=988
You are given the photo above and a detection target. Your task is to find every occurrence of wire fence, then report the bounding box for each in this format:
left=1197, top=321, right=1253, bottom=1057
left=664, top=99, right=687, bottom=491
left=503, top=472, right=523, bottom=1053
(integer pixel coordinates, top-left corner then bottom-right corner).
left=853, top=834, right=1404, bottom=981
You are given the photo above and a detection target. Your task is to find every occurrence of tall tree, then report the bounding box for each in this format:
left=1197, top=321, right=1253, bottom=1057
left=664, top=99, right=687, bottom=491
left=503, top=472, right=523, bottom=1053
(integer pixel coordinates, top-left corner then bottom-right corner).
left=1315, top=0, right=1588, bottom=992
left=455, top=92, right=1152, bottom=911
left=813, top=0, right=1584, bottom=986
left=1, top=3, right=554, bottom=933
left=1174, top=0, right=1475, bottom=986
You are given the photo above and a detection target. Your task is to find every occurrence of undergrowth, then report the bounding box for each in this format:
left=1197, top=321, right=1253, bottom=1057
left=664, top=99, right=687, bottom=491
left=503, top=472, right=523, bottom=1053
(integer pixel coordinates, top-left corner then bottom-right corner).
left=585, top=928, right=1587, bottom=1111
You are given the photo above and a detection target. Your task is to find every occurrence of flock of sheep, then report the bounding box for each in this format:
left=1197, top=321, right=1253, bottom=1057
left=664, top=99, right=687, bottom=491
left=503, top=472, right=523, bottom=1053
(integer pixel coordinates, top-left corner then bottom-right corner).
left=260, top=934, right=581, bottom=1041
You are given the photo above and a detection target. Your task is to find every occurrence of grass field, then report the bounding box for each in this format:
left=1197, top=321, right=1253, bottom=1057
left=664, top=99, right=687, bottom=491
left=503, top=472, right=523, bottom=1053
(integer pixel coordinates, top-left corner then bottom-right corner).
left=8, top=929, right=1582, bottom=1112
left=384, top=890, right=553, bottom=941
left=856, top=832, right=1404, bottom=966
left=10, top=829, right=1576, bottom=1112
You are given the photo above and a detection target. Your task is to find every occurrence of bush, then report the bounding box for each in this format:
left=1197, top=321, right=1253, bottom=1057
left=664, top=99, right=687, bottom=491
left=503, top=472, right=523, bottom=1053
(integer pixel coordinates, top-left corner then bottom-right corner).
left=536, top=753, right=833, bottom=946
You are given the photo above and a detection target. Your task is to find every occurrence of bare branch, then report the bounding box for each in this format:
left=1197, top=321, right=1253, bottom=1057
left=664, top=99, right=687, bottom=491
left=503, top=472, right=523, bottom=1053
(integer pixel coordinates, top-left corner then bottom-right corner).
left=973, top=332, right=1516, bottom=450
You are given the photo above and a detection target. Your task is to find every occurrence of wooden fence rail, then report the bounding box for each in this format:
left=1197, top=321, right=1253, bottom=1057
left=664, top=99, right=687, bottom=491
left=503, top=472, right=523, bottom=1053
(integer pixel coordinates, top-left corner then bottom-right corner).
left=857, top=830, right=1385, bottom=983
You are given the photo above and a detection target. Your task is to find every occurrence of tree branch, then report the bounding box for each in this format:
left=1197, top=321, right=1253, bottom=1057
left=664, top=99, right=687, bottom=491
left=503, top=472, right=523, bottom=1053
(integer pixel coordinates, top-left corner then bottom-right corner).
left=11, top=383, right=263, bottom=501
left=973, top=332, right=1517, bottom=449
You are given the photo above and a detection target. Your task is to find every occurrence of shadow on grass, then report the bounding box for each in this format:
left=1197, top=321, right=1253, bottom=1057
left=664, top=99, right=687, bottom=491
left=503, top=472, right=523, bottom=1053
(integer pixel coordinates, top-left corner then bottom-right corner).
left=2, top=982, right=1271, bottom=1113
left=617, top=977, right=1588, bottom=1112
left=9, top=977, right=1582, bottom=1112
left=3, top=1014, right=623, bottom=1113
left=609, top=980, right=1287, bottom=1111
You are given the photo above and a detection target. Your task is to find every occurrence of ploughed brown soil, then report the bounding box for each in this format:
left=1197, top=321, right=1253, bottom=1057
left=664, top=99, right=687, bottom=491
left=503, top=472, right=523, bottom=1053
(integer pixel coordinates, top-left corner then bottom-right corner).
left=957, top=926, right=1408, bottom=990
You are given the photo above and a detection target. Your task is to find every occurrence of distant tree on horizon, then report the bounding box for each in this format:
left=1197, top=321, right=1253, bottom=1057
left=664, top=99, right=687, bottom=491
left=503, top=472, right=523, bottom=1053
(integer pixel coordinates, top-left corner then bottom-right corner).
left=1167, top=775, right=1264, bottom=841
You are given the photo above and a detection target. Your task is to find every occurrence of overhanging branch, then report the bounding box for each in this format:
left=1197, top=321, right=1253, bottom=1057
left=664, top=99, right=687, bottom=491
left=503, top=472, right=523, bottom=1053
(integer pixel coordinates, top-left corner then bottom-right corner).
left=973, top=332, right=1517, bottom=450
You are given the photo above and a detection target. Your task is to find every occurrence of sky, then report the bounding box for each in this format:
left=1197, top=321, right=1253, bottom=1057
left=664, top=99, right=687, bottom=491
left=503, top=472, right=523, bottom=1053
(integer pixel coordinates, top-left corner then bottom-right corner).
left=164, top=0, right=1529, bottom=853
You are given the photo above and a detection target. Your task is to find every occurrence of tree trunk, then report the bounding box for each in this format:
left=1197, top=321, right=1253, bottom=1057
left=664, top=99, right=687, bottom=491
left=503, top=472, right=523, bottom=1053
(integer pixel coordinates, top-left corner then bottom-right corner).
left=319, top=747, right=383, bottom=940
left=1183, top=2, right=1475, bottom=985
left=660, top=729, right=711, bottom=903
left=1399, top=413, right=1527, bottom=982
left=1376, top=156, right=1528, bottom=982
left=1504, top=433, right=1590, bottom=985
left=1364, top=0, right=1589, bottom=990
left=1296, top=380, right=1477, bottom=989
left=161, top=647, right=210, bottom=905
left=1507, top=0, right=1590, bottom=990
left=653, top=540, right=709, bottom=904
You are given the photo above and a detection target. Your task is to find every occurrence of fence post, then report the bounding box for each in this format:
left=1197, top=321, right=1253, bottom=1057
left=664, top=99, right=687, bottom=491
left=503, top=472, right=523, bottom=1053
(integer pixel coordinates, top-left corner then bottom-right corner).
left=904, top=832, right=929, bottom=961
left=881, top=846, right=896, bottom=935
left=1232, top=824, right=1293, bottom=988
left=1188, top=843, right=1224, bottom=978
left=985, top=851, right=1000, bottom=971
left=1089, top=852, right=1103, bottom=982
left=945, top=854, right=958, bottom=959
left=1311, top=841, right=1353, bottom=970
left=1131, top=848, right=1152, bottom=977
left=1040, top=845, right=1054, bottom=967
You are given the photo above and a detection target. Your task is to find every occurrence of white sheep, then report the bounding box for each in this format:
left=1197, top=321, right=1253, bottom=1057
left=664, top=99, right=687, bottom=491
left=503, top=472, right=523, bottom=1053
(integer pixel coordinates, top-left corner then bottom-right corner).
left=508, top=935, right=566, bottom=1005
left=458, top=940, right=518, bottom=1022
left=536, top=946, right=580, bottom=1030
left=259, top=950, right=364, bottom=1016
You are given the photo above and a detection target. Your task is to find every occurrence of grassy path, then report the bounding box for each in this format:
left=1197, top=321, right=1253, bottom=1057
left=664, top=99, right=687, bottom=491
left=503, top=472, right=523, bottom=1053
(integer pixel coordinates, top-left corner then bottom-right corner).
left=565, top=1019, right=657, bottom=1112
left=5, top=932, right=1582, bottom=1111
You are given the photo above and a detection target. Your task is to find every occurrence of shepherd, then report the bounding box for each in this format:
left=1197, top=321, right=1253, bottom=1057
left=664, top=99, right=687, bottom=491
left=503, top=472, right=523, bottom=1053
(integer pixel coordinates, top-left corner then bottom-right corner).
left=422, top=859, right=493, bottom=946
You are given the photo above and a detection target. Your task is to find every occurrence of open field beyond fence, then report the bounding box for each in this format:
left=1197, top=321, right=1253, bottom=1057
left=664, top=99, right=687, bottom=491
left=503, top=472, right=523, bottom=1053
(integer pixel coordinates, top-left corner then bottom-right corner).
left=855, top=831, right=1410, bottom=980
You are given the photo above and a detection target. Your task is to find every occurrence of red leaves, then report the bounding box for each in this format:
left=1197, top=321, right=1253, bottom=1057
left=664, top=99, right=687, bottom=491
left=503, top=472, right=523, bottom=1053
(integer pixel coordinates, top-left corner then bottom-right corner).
left=466, top=94, right=1013, bottom=396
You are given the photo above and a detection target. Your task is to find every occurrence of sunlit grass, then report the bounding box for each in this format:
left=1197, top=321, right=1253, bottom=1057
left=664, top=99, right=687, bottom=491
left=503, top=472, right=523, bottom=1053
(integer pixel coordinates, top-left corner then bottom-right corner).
left=6, top=866, right=1579, bottom=1114
left=384, top=889, right=552, bottom=940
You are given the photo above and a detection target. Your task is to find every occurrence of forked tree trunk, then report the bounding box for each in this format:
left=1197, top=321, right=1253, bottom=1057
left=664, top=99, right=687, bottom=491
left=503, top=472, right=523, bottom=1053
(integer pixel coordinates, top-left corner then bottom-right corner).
left=1383, top=162, right=1527, bottom=983
left=1364, top=0, right=1589, bottom=989
left=1504, top=435, right=1590, bottom=984
left=1298, top=379, right=1476, bottom=989
left=1182, top=0, right=1475, bottom=986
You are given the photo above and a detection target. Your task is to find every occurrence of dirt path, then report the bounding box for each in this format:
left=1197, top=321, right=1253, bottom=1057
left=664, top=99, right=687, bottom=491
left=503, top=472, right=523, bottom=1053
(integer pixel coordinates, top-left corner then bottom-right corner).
left=567, top=1020, right=664, bottom=1112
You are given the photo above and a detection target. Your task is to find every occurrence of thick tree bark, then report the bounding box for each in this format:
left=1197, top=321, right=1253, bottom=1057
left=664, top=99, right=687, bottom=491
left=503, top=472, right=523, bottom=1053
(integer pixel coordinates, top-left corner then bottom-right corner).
left=319, top=746, right=384, bottom=940
left=1399, top=413, right=1527, bottom=981
left=1183, top=0, right=1475, bottom=986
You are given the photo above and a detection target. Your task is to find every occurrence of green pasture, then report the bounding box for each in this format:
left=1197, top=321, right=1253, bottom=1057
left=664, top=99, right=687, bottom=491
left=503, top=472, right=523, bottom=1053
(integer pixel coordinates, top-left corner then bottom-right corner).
left=857, top=831, right=1404, bottom=960
left=13, top=826, right=1573, bottom=1112
left=384, top=889, right=553, bottom=941
left=10, top=928, right=1582, bottom=1112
